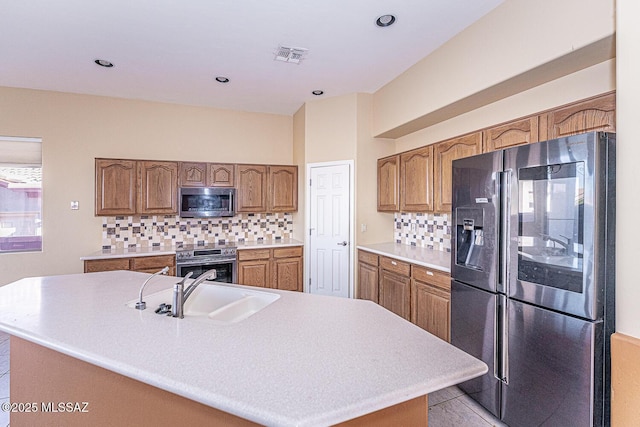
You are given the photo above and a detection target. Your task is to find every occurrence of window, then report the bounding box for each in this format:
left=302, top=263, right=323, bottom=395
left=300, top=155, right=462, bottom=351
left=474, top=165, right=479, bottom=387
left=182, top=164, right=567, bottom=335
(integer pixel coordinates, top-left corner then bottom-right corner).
left=0, top=136, right=42, bottom=253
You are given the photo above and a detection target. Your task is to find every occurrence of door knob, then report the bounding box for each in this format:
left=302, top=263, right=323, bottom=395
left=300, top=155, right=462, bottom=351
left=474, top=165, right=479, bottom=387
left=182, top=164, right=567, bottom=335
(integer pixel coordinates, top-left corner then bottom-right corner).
left=337, top=241, right=348, bottom=246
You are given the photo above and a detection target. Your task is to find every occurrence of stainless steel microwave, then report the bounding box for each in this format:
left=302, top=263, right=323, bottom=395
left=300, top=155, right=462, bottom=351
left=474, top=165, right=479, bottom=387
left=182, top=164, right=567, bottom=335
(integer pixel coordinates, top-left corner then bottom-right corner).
left=178, top=187, right=235, bottom=218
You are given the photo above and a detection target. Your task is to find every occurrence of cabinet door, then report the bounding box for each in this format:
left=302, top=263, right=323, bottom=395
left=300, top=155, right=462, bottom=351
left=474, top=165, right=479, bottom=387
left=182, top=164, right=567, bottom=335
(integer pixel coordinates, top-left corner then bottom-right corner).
left=377, top=155, right=400, bottom=212
left=236, top=164, right=268, bottom=213
left=178, top=162, right=207, bottom=187
left=130, top=255, right=176, bottom=276
left=400, top=146, right=434, bottom=212
left=546, top=92, right=616, bottom=139
left=207, top=163, right=235, bottom=187
left=268, top=165, right=298, bottom=212
left=411, top=280, right=451, bottom=342
left=237, top=259, right=271, bottom=288
left=95, top=159, right=137, bottom=216
left=358, top=261, right=379, bottom=303
left=434, top=132, right=482, bottom=212
left=272, top=257, right=303, bottom=291
left=379, top=269, right=411, bottom=320
left=483, top=116, right=539, bottom=152
left=138, top=161, right=178, bottom=214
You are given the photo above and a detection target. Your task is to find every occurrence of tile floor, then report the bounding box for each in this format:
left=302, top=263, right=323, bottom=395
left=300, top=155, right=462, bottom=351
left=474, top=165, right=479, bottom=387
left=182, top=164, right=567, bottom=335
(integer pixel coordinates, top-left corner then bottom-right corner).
left=0, top=329, right=504, bottom=427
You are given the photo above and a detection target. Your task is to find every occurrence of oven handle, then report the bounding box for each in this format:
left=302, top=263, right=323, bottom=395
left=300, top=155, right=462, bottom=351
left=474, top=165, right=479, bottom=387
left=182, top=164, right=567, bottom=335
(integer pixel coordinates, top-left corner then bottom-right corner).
left=176, top=258, right=237, bottom=267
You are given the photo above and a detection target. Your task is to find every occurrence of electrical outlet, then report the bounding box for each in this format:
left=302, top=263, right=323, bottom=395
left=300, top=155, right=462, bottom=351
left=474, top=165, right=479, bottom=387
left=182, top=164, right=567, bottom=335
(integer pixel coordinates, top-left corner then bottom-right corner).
left=361, top=223, right=367, bottom=232
left=70, top=201, right=79, bottom=210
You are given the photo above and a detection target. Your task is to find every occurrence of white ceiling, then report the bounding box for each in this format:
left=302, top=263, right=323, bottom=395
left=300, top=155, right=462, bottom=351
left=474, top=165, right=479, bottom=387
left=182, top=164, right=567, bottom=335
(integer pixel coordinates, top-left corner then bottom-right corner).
left=0, top=0, right=504, bottom=116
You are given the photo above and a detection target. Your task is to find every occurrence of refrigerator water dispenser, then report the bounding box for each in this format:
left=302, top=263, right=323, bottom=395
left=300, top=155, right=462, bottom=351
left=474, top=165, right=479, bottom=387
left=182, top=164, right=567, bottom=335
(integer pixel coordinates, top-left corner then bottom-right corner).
left=456, top=208, right=485, bottom=271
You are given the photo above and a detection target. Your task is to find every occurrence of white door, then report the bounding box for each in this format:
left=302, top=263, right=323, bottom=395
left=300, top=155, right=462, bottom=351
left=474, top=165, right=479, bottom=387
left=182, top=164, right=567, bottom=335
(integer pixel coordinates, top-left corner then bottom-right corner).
left=308, top=163, right=351, bottom=298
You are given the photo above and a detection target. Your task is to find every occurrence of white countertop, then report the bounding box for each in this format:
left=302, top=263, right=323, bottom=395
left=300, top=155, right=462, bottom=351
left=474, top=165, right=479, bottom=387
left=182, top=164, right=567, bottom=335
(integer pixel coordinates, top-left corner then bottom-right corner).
left=81, top=239, right=304, bottom=260
left=357, top=242, right=451, bottom=272
left=0, top=271, right=485, bottom=426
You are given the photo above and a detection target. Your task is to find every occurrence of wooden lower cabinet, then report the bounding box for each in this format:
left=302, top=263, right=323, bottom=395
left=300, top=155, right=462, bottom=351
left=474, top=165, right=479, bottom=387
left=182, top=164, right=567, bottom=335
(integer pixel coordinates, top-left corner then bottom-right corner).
left=237, top=246, right=303, bottom=291
left=357, top=249, right=451, bottom=340
left=84, top=254, right=176, bottom=276
left=411, top=265, right=451, bottom=342
left=379, top=269, right=411, bottom=321
left=357, top=250, right=379, bottom=303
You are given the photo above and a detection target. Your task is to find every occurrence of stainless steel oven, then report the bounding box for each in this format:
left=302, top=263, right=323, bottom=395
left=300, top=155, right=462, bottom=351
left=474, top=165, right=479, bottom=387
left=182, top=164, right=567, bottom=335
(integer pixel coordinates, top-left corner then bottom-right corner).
left=175, top=245, right=237, bottom=283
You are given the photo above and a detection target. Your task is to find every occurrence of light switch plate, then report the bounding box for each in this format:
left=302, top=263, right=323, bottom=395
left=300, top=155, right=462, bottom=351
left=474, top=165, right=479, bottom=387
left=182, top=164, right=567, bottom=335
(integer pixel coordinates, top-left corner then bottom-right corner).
left=70, top=201, right=79, bottom=210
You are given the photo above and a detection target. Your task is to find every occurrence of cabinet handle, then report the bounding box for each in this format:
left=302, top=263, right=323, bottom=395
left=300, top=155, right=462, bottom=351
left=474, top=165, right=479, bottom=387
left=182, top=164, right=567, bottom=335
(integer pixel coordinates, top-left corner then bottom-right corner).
left=427, top=271, right=434, bottom=276
left=391, top=261, right=397, bottom=266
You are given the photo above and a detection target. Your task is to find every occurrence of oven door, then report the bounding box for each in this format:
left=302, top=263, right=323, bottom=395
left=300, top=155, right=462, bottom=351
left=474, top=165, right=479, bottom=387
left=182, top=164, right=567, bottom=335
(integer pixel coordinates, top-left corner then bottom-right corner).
left=176, top=259, right=237, bottom=284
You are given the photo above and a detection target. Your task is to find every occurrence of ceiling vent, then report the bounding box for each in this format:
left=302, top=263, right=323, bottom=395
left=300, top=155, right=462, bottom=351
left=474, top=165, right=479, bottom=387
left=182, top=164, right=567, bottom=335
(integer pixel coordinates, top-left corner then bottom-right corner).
left=274, top=46, right=308, bottom=64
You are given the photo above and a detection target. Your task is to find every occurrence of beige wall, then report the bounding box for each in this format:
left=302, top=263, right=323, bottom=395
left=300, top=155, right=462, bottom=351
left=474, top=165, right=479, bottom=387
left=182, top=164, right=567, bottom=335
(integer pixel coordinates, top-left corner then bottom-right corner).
left=291, top=104, right=306, bottom=242
left=303, top=94, right=358, bottom=162
left=373, top=0, right=615, bottom=138
left=0, top=87, right=292, bottom=286
left=395, top=59, right=616, bottom=152
left=354, top=93, right=394, bottom=245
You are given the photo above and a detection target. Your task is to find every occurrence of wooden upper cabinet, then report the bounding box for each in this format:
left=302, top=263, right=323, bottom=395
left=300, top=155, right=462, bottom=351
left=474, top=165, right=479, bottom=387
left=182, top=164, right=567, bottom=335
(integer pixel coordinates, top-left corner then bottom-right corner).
left=95, top=159, right=137, bottom=216
left=377, top=155, right=400, bottom=212
left=236, top=164, right=268, bottom=213
left=267, top=165, right=298, bottom=212
left=207, top=163, right=235, bottom=187
left=433, top=132, right=482, bottom=213
left=400, top=146, right=434, bottom=212
left=137, top=161, right=178, bottom=215
left=546, top=92, right=616, bottom=139
left=484, top=116, right=539, bottom=152
left=178, top=162, right=207, bottom=187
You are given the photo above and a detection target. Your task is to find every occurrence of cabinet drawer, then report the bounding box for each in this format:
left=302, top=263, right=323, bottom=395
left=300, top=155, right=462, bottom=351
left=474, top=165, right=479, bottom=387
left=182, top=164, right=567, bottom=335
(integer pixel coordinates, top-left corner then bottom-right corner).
left=84, top=258, right=130, bottom=273
left=237, top=249, right=271, bottom=261
left=273, top=246, right=303, bottom=259
left=411, top=265, right=450, bottom=291
left=358, top=250, right=379, bottom=267
left=379, top=256, right=410, bottom=276
left=130, top=255, right=176, bottom=271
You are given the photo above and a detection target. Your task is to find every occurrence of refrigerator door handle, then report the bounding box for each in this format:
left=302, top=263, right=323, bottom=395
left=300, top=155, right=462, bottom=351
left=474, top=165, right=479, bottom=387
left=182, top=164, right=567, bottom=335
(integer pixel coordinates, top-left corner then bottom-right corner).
left=498, top=170, right=511, bottom=295
left=496, top=294, right=509, bottom=384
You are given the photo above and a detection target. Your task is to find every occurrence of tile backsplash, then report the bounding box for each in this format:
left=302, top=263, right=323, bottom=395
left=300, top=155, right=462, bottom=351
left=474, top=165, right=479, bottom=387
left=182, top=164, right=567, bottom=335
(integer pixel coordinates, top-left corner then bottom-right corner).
left=102, top=213, right=293, bottom=249
left=394, top=212, right=451, bottom=252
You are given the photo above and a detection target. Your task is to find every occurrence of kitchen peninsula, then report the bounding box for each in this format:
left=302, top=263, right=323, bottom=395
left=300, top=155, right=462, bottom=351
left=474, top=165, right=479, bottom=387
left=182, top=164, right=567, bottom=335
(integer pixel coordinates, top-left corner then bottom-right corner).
left=0, top=271, right=486, bottom=426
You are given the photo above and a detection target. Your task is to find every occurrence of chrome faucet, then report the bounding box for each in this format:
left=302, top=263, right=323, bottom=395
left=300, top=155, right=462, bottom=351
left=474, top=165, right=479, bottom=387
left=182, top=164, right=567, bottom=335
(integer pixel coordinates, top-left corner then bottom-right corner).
left=171, top=269, right=217, bottom=318
left=540, top=233, right=572, bottom=254
left=135, top=266, right=170, bottom=310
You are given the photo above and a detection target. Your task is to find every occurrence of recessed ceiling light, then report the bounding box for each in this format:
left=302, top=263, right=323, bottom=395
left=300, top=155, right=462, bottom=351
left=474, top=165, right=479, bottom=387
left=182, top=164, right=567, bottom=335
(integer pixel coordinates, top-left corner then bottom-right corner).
left=312, top=90, right=324, bottom=96
left=215, top=76, right=230, bottom=83
left=375, top=14, right=396, bottom=27
left=94, top=59, right=114, bottom=68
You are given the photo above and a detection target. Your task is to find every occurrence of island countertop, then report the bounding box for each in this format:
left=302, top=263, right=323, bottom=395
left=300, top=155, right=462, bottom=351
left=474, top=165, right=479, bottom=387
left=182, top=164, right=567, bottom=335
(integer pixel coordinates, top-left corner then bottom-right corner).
left=0, top=271, right=486, bottom=426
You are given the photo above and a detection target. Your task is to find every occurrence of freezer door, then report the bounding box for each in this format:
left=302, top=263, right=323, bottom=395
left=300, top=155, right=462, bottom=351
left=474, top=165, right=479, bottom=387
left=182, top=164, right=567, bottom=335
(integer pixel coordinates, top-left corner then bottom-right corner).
left=451, top=151, right=502, bottom=293
left=502, top=299, right=604, bottom=427
left=451, top=280, right=501, bottom=418
left=504, top=132, right=615, bottom=320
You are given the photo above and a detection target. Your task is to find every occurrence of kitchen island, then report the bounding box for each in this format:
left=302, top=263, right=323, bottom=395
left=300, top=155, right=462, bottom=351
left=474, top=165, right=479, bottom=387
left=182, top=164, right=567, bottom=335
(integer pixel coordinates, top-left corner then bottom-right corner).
left=0, top=271, right=486, bottom=426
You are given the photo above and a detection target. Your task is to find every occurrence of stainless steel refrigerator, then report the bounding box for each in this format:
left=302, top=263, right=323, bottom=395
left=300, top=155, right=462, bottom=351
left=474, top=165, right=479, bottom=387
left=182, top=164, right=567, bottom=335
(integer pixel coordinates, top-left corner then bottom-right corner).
left=451, top=131, right=615, bottom=426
